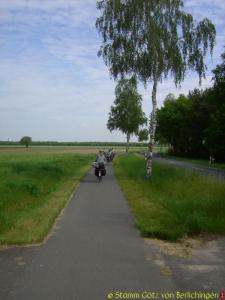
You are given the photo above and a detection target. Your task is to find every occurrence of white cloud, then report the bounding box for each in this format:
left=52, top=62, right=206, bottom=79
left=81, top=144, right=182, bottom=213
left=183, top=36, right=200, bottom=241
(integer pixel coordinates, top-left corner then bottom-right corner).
left=0, top=0, right=94, bottom=10
left=0, top=0, right=224, bottom=141
left=0, top=56, right=116, bottom=141
left=0, top=0, right=98, bottom=26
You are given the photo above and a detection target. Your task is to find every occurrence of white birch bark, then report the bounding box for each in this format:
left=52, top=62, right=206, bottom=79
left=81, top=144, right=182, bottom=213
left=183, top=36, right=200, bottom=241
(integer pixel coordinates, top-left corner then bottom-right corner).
left=126, top=133, right=130, bottom=153
left=146, top=78, right=158, bottom=178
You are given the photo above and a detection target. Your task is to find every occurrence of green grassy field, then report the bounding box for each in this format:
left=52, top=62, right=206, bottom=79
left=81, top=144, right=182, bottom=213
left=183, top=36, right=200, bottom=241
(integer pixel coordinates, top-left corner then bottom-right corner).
left=0, top=152, right=94, bottom=245
left=0, top=145, right=166, bottom=155
left=114, top=154, right=225, bottom=240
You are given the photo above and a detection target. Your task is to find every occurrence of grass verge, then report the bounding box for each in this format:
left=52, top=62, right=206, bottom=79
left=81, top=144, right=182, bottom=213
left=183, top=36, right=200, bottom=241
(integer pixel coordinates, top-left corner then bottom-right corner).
left=0, top=153, right=94, bottom=245
left=114, top=154, right=225, bottom=240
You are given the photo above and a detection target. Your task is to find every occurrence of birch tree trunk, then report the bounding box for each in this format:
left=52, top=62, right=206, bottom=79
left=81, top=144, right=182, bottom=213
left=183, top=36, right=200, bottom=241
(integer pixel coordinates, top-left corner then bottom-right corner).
left=126, top=133, right=130, bottom=153
left=146, top=78, right=158, bottom=178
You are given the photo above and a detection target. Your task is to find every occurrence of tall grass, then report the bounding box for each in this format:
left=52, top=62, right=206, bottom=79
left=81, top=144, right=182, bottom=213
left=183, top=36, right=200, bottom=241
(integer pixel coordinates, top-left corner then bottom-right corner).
left=0, top=153, right=94, bottom=245
left=114, top=154, right=225, bottom=240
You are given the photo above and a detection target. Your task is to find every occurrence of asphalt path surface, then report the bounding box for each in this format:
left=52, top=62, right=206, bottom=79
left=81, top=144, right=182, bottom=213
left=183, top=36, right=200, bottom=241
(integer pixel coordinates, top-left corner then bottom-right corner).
left=0, top=165, right=175, bottom=300
left=154, top=154, right=225, bottom=181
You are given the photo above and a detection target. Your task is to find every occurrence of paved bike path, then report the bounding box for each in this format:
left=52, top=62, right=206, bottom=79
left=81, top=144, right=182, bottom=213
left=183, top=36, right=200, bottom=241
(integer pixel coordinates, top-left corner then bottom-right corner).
left=5, top=165, right=174, bottom=300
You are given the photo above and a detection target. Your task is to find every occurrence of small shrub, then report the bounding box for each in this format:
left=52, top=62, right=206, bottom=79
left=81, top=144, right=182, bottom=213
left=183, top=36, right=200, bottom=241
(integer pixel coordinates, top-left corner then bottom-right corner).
left=23, top=182, right=40, bottom=197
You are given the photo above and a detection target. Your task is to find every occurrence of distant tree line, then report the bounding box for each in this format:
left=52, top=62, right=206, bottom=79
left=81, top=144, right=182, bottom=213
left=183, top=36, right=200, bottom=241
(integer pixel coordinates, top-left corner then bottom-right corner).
left=0, top=141, right=148, bottom=148
left=156, top=50, right=225, bottom=162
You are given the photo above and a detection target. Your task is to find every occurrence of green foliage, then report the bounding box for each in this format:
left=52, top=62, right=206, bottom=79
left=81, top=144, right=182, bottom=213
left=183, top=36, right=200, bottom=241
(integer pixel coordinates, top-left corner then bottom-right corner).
left=96, top=0, right=216, bottom=176
left=20, top=136, right=32, bottom=148
left=212, top=50, right=225, bottom=88
left=138, top=128, right=149, bottom=142
left=156, top=49, right=225, bottom=161
left=205, top=49, right=225, bottom=160
left=205, top=107, right=225, bottom=160
left=96, top=0, right=216, bottom=84
left=157, top=89, right=214, bottom=157
left=114, top=154, right=225, bottom=240
left=107, top=78, right=147, bottom=139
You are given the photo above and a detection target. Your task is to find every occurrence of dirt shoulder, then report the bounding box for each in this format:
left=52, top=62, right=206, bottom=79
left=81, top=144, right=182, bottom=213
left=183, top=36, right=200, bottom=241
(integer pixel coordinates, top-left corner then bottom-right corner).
left=144, top=235, right=225, bottom=292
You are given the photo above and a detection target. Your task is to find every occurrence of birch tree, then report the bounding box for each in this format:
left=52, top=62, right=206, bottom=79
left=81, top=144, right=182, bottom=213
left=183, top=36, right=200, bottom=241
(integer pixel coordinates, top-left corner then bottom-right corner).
left=138, top=128, right=149, bottom=142
left=107, top=78, right=147, bottom=153
left=96, top=0, right=216, bottom=178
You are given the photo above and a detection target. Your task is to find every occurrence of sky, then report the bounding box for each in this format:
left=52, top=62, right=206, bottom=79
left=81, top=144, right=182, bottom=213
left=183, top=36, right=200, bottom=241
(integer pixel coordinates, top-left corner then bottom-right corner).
left=0, top=0, right=224, bottom=142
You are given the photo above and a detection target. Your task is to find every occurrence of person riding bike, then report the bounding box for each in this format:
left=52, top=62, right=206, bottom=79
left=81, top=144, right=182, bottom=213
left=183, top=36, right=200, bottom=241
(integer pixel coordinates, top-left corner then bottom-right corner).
left=94, top=150, right=106, bottom=180
left=96, top=150, right=106, bottom=165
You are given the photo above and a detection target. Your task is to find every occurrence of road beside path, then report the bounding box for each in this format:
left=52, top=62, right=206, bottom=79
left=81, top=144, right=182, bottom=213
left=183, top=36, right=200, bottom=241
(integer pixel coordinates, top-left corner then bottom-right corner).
left=0, top=164, right=174, bottom=300
left=154, top=154, right=225, bottom=181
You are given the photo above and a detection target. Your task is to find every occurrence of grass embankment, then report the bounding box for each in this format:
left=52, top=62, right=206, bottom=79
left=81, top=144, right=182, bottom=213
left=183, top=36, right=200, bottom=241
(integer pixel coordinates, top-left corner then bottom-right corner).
left=114, top=154, right=225, bottom=240
left=0, top=153, right=94, bottom=245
